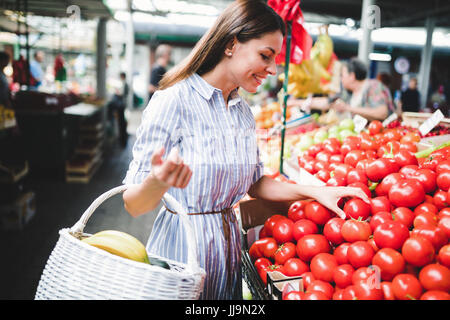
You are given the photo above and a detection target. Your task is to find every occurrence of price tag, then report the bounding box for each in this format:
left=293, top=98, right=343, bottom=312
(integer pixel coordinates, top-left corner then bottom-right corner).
left=353, top=114, right=368, bottom=133
left=419, top=109, right=444, bottom=136
left=382, top=113, right=398, bottom=127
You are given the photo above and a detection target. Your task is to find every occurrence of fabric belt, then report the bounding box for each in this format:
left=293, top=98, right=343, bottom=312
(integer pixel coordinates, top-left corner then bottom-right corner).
left=162, top=202, right=236, bottom=292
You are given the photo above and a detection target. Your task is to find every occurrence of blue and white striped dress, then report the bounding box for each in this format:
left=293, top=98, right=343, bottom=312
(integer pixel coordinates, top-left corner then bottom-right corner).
left=123, top=73, right=263, bottom=300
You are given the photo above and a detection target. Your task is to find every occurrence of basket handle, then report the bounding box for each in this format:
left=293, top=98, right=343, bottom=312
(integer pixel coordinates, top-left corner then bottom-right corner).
left=69, top=184, right=202, bottom=275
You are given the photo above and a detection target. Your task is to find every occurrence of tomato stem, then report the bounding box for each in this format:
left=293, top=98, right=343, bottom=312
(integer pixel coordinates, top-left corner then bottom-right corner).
left=405, top=294, right=416, bottom=300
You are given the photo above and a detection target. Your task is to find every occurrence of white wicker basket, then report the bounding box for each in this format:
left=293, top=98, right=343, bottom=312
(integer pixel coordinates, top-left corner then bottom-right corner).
left=34, top=185, right=206, bottom=300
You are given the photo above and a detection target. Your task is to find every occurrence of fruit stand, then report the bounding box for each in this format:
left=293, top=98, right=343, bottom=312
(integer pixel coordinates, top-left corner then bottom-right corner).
left=239, top=0, right=450, bottom=301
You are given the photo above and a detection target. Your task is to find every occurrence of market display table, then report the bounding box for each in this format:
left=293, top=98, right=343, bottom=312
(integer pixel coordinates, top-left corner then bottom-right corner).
left=14, top=101, right=106, bottom=181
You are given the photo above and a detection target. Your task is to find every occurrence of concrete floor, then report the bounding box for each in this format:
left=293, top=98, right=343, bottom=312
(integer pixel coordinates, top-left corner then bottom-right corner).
left=0, top=109, right=161, bottom=300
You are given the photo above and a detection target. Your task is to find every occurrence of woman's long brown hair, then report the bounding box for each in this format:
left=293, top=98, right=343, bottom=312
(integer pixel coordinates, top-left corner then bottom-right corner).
left=158, top=0, right=285, bottom=90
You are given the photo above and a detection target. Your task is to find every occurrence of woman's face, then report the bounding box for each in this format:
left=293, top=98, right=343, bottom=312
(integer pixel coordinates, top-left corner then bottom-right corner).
left=228, top=30, right=283, bottom=93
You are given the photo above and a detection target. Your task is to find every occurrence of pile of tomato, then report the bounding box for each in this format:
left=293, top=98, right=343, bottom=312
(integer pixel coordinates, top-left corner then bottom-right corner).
left=250, top=120, right=450, bottom=300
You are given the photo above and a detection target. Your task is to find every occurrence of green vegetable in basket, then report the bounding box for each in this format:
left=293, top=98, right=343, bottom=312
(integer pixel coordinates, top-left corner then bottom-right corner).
left=148, top=257, right=171, bottom=270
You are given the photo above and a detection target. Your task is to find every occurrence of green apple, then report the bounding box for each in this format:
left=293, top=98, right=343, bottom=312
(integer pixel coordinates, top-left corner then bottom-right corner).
left=328, top=125, right=340, bottom=136
left=297, top=134, right=314, bottom=151
left=314, top=130, right=328, bottom=144
left=328, top=130, right=341, bottom=140
left=339, top=129, right=356, bottom=141
left=339, top=118, right=355, bottom=131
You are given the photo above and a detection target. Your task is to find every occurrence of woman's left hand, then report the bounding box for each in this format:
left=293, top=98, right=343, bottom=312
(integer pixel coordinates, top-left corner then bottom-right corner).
left=311, top=186, right=371, bottom=219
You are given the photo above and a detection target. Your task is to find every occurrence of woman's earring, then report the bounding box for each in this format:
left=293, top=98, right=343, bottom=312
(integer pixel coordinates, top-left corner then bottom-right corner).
left=227, top=52, right=232, bottom=57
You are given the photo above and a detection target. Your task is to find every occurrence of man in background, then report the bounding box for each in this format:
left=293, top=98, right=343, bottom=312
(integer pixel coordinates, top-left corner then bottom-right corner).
left=29, top=50, right=45, bottom=90
left=0, top=51, right=11, bottom=109
left=400, top=77, right=420, bottom=113
left=148, top=44, right=171, bottom=102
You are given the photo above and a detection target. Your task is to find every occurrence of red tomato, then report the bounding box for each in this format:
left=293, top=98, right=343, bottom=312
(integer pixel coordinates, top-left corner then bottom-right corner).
left=341, top=285, right=357, bottom=300
left=283, top=291, right=304, bottom=300
left=394, top=149, right=418, bottom=167
left=353, top=281, right=383, bottom=300
left=329, top=153, right=344, bottom=164
left=439, top=207, right=450, bottom=219
left=316, top=150, right=332, bottom=163
left=373, top=221, right=409, bottom=251
left=436, top=159, right=450, bottom=175
left=341, top=219, right=372, bottom=243
left=292, top=219, right=318, bottom=241
left=263, top=214, right=287, bottom=237
left=420, top=290, right=450, bottom=300
left=381, top=281, right=396, bottom=300
left=392, top=274, right=423, bottom=300
left=410, top=169, right=437, bottom=194
left=372, top=248, right=406, bottom=281
left=347, top=241, right=375, bottom=269
left=391, top=207, right=415, bottom=229
left=352, top=266, right=375, bottom=285
left=375, top=173, right=405, bottom=197
left=433, top=190, right=449, bottom=211
left=274, top=242, right=297, bottom=265
left=418, top=264, right=450, bottom=292
left=287, top=200, right=307, bottom=222
left=356, top=159, right=371, bottom=171
left=414, top=202, right=438, bottom=216
left=413, top=211, right=438, bottom=229
left=399, top=142, right=418, bottom=153
left=347, top=168, right=368, bottom=185
left=326, top=175, right=347, bottom=187
left=378, top=141, right=400, bottom=158
left=401, top=237, right=435, bottom=267
left=296, top=234, right=331, bottom=262
left=324, top=142, right=341, bottom=155
left=368, top=238, right=379, bottom=252
left=370, top=196, right=392, bottom=215
left=399, top=164, right=419, bottom=178
left=388, top=179, right=425, bottom=208
left=314, top=160, right=329, bottom=173
left=249, top=237, right=278, bottom=260
left=323, top=217, right=345, bottom=246
left=300, top=272, right=316, bottom=290
left=438, top=216, right=450, bottom=238
left=333, top=264, right=355, bottom=288
left=305, top=201, right=334, bottom=226
left=411, top=225, right=447, bottom=251
left=361, top=137, right=380, bottom=151
left=366, top=158, right=400, bottom=182
left=333, top=163, right=353, bottom=178
left=305, top=144, right=323, bottom=158
left=400, top=131, right=421, bottom=144
left=310, top=253, right=338, bottom=283
left=438, top=244, right=450, bottom=268
left=436, top=171, right=450, bottom=191
left=315, top=169, right=331, bottom=182
left=272, top=219, right=295, bottom=244
left=383, top=128, right=402, bottom=142
left=370, top=211, right=393, bottom=231
left=332, top=288, right=345, bottom=300
left=344, top=150, right=366, bottom=168
left=283, top=258, right=309, bottom=277
left=343, top=198, right=372, bottom=220
left=368, top=120, right=383, bottom=135
left=303, top=290, right=330, bottom=300
left=307, top=280, right=334, bottom=299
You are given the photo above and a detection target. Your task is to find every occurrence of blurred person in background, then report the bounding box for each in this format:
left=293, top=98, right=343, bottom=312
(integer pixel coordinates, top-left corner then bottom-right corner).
left=332, top=57, right=395, bottom=121
left=0, top=51, right=12, bottom=109
left=148, top=44, right=172, bottom=102
left=29, top=50, right=45, bottom=90
left=400, top=77, right=420, bottom=113
left=107, top=72, right=129, bottom=147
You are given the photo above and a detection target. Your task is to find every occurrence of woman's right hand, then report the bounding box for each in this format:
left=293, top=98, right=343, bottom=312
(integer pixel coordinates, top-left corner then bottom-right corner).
left=150, top=146, right=192, bottom=189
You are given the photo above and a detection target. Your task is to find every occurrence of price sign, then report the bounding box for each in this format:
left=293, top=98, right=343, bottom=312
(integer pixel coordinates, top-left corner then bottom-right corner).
left=419, top=109, right=444, bottom=136
left=353, top=114, right=368, bottom=133
left=382, top=113, right=398, bottom=127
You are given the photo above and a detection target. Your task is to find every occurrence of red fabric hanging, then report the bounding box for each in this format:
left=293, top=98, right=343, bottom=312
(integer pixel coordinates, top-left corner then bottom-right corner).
left=268, top=0, right=313, bottom=65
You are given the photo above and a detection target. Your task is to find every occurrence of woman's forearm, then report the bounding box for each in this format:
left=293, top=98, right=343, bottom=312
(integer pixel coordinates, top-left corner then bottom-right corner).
left=248, top=176, right=318, bottom=202
left=349, top=104, right=388, bottom=121
left=123, top=174, right=170, bottom=217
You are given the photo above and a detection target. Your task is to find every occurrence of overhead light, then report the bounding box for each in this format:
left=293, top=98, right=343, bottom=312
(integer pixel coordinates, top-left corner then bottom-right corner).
left=369, top=53, right=391, bottom=61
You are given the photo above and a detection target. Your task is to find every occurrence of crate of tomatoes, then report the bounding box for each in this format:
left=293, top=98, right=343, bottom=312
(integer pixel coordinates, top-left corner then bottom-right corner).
left=241, top=119, right=450, bottom=300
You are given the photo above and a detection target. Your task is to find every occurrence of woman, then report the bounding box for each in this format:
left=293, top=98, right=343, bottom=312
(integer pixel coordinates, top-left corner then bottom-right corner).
left=122, top=0, right=369, bottom=300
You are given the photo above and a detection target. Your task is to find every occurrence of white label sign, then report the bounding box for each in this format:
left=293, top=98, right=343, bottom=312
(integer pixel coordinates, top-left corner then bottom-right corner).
left=353, top=114, right=368, bottom=133
left=382, top=113, right=398, bottom=127
left=419, top=109, right=444, bottom=136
